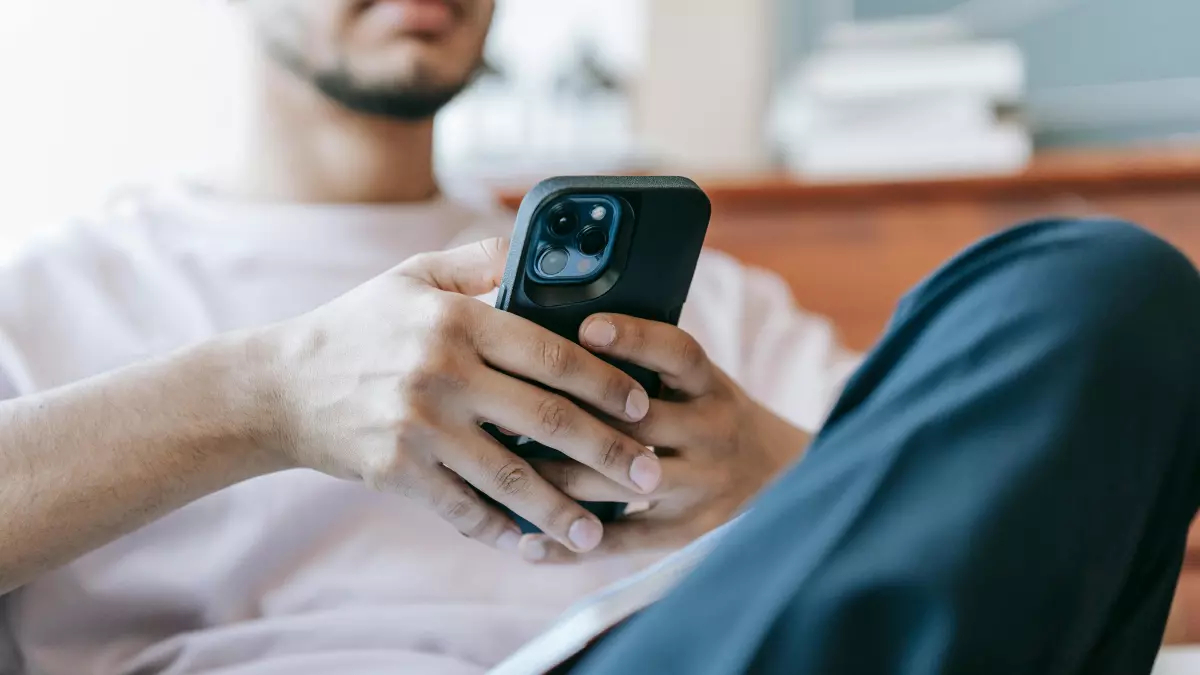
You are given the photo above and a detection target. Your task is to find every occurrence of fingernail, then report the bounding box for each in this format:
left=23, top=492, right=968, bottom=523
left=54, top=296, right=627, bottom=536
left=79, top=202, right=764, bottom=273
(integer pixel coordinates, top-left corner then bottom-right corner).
left=497, top=529, right=521, bottom=551
left=522, top=536, right=547, bottom=562
left=630, top=454, right=662, bottom=493
left=583, top=319, right=617, bottom=347
left=625, top=389, right=650, bottom=421
left=569, top=518, right=603, bottom=551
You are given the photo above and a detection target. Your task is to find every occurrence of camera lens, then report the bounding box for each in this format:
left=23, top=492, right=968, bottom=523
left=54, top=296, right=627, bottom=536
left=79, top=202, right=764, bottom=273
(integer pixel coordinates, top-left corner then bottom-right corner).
left=577, top=226, right=609, bottom=257
left=538, top=247, right=570, bottom=276
left=548, top=207, right=578, bottom=236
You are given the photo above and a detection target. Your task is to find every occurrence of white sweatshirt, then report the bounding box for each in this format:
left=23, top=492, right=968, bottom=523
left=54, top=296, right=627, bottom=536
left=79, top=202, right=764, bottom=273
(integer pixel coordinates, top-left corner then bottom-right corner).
left=0, top=183, right=860, bottom=674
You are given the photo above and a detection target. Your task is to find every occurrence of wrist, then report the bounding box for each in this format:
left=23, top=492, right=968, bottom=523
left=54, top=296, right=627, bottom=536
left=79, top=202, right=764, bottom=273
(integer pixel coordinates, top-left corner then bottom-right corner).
left=750, top=402, right=812, bottom=478
left=196, top=326, right=296, bottom=474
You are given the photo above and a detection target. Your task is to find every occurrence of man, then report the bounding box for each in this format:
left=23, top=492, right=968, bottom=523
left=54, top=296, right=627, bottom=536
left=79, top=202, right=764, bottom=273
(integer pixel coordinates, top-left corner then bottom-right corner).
left=0, top=0, right=858, bottom=672
left=2, top=3, right=1197, bottom=675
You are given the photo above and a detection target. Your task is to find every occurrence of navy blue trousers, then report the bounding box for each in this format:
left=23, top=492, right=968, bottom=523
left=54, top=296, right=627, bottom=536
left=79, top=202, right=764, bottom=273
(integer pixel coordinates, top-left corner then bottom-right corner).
left=574, top=218, right=1200, bottom=674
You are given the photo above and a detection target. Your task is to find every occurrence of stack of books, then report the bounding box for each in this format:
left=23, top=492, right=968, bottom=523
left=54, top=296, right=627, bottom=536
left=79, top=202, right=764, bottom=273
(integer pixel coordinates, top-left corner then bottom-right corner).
left=772, top=24, right=1032, bottom=182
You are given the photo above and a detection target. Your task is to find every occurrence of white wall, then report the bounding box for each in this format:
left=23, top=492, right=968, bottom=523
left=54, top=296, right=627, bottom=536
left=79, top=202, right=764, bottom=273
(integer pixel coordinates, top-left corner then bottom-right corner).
left=0, top=1, right=248, bottom=244
left=637, top=0, right=774, bottom=171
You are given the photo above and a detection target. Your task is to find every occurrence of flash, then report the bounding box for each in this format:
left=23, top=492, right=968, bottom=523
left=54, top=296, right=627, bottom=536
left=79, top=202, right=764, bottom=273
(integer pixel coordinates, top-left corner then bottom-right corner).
left=577, top=258, right=595, bottom=274
left=590, top=205, right=608, bottom=221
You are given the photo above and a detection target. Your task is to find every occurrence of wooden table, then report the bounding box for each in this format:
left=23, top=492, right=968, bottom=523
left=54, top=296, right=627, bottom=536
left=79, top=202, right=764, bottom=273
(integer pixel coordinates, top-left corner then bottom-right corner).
left=497, top=146, right=1200, bottom=642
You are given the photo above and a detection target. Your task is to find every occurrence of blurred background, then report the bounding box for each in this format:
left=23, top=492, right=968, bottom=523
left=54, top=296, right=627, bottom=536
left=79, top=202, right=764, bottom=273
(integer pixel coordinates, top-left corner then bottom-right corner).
left=4, top=0, right=1200, bottom=233
left=3, top=0, right=1200, bottom=660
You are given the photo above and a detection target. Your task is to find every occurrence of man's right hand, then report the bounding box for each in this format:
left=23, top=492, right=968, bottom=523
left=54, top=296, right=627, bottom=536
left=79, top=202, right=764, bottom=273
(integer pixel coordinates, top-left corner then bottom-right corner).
left=256, top=238, right=662, bottom=554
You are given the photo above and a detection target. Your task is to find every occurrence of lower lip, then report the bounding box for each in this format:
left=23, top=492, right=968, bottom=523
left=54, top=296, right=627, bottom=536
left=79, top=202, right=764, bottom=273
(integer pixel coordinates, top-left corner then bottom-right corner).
left=360, top=0, right=455, bottom=36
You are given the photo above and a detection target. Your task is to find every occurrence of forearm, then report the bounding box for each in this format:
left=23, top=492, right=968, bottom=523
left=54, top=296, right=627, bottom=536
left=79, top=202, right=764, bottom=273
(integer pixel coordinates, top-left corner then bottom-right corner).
left=0, top=331, right=288, bottom=594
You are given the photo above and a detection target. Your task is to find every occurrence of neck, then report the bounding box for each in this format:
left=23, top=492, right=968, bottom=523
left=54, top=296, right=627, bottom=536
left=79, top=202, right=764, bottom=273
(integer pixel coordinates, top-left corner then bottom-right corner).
left=211, top=52, right=440, bottom=205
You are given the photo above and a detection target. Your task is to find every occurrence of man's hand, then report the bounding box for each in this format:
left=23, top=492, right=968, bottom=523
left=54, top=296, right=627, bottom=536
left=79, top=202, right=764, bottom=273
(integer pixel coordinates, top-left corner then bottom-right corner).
left=259, top=239, right=662, bottom=555
left=516, top=314, right=811, bottom=563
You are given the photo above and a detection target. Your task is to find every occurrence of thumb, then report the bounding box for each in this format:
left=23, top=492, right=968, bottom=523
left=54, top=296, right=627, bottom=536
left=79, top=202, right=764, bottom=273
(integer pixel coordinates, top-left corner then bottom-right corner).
left=400, top=237, right=510, bottom=295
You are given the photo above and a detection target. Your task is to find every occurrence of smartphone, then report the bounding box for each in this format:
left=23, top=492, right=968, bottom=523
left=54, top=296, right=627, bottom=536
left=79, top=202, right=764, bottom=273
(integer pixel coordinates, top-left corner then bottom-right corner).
left=486, top=176, right=712, bottom=533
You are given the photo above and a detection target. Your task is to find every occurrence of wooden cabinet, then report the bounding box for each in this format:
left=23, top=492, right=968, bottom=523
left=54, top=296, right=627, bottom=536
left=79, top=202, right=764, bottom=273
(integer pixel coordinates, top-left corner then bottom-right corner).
left=694, top=149, right=1200, bottom=353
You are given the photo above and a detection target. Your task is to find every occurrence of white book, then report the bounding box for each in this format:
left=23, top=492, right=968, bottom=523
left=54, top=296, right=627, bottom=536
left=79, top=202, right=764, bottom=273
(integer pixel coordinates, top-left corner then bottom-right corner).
left=798, top=41, right=1025, bottom=104
left=805, top=94, right=1001, bottom=138
left=771, top=92, right=1006, bottom=155
left=488, top=516, right=745, bottom=675
left=822, top=16, right=973, bottom=50
left=789, top=124, right=1032, bottom=182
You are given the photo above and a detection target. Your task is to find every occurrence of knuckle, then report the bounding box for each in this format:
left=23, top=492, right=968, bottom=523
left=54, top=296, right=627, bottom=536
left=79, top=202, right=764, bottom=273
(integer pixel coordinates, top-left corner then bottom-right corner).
left=601, top=373, right=631, bottom=407
left=493, top=460, right=533, bottom=497
left=535, top=396, right=574, bottom=437
left=714, top=407, right=741, bottom=448
left=444, top=495, right=477, bottom=521
left=401, top=482, right=424, bottom=502
left=461, top=516, right=493, bottom=540
left=442, top=495, right=490, bottom=538
left=551, top=463, right=578, bottom=492
left=677, top=336, right=707, bottom=372
left=429, top=297, right=475, bottom=342
left=537, top=339, right=576, bottom=378
left=625, top=322, right=648, bottom=351
left=362, top=449, right=416, bottom=493
left=391, top=471, right=422, bottom=501
left=479, top=237, right=506, bottom=263
left=598, top=434, right=628, bottom=470
left=541, top=500, right=575, bottom=532
left=392, top=415, right=439, bottom=449
left=403, top=357, right=470, bottom=400
left=397, top=251, right=434, bottom=276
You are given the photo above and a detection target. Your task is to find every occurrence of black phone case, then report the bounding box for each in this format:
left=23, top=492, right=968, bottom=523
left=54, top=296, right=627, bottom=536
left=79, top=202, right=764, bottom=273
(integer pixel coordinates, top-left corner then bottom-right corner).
left=489, top=176, right=712, bottom=532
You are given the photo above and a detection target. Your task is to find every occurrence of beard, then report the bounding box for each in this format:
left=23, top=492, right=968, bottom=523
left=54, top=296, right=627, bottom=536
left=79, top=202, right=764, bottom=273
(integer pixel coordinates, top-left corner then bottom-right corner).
left=264, top=39, right=480, bottom=121
left=251, top=3, right=483, bottom=122
left=244, top=0, right=489, bottom=121
left=307, top=64, right=476, bottom=120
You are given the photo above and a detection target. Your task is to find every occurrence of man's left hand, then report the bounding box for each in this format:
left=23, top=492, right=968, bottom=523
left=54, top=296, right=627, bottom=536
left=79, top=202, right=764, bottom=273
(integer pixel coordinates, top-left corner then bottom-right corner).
left=517, top=314, right=811, bottom=564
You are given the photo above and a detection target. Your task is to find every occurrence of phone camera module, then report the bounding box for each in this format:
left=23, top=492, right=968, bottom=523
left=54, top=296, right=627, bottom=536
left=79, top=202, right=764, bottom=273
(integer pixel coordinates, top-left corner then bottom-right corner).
left=577, top=226, right=609, bottom=257
left=538, top=247, right=570, bottom=276
left=547, top=207, right=578, bottom=237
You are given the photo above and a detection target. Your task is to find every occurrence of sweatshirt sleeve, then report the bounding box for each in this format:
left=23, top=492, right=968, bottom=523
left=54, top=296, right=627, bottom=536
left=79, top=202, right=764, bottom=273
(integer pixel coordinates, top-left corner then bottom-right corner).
left=0, top=370, right=16, bottom=401
left=683, top=251, right=863, bottom=435
left=735, top=263, right=863, bottom=433
left=0, top=371, right=19, bottom=671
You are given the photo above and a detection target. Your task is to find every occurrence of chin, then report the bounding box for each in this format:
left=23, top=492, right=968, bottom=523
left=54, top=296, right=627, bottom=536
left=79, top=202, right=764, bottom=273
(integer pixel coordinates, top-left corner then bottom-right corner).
left=354, top=41, right=473, bottom=88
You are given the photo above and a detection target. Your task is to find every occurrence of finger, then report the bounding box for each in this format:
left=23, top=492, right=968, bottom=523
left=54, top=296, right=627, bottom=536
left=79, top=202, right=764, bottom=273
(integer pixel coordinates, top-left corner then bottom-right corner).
left=471, top=370, right=662, bottom=495
left=391, top=463, right=523, bottom=552
left=399, top=237, right=510, bottom=296
left=518, top=519, right=686, bottom=564
left=580, top=315, right=713, bottom=396
left=473, top=309, right=651, bottom=424
left=440, top=427, right=607, bottom=553
left=531, top=457, right=701, bottom=503
left=612, top=399, right=701, bottom=450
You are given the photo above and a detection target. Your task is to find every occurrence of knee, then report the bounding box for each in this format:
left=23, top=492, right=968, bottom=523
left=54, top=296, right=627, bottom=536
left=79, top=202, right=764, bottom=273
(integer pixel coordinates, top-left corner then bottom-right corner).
left=902, top=217, right=1200, bottom=365
left=996, top=217, right=1200, bottom=335
left=1046, top=217, right=1190, bottom=279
